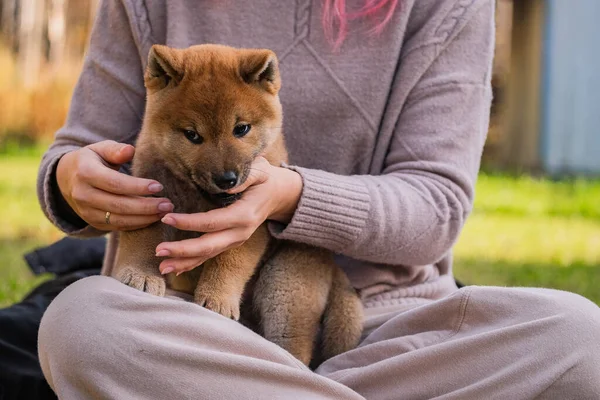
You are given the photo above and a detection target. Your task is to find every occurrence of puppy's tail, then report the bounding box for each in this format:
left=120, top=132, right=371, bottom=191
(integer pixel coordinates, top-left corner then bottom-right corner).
left=320, top=267, right=364, bottom=362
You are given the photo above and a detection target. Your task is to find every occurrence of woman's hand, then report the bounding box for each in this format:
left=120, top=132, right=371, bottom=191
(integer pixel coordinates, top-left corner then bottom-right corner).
left=56, top=140, right=174, bottom=231
left=156, top=157, right=302, bottom=275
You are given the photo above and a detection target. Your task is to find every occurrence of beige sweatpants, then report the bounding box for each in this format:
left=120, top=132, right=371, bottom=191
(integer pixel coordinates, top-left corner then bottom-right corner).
left=38, top=276, right=600, bottom=399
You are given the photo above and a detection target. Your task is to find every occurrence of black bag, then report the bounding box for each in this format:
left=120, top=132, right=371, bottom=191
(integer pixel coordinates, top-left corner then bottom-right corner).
left=0, top=237, right=105, bottom=400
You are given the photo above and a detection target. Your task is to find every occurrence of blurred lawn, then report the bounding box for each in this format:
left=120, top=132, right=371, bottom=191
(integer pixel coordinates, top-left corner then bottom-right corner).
left=454, top=174, right=600, bottom=303
left=0, top=147, right=599, bottom=307
left=0, top=145, right=61, bottom=306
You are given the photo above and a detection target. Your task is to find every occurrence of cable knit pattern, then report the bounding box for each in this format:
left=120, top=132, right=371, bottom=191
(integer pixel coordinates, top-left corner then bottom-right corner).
left=434, top=0, right=476, bottom=41
left=38, top=0, right=495, bottom=300
left=129, top=0, right=152, bottom=43
left=294, top=0, right=312, bottom=38
left=279, top=0, right=312, bottom=61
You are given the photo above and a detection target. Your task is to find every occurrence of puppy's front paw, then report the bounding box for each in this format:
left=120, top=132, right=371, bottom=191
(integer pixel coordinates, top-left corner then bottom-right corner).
left=118, top=267, right=166, bottom=297
left=194, top=284, right=240, bottom=320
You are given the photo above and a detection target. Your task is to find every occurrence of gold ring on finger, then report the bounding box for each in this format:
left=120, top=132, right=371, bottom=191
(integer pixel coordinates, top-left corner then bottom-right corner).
left=105, top=211, right=111, bottom=225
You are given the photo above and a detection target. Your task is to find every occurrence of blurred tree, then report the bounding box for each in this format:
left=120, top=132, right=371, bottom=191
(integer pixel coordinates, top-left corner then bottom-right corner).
left=88, top=0, right=98, bottom=31
left=1, top=0, right=19, bottom=52
left=18, top=0, right=46, bottom=88
left=48, top=0, right=67, bottom=75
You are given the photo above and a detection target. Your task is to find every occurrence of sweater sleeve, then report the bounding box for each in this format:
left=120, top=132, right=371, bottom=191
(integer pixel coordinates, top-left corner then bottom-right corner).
left=270, top=0, right=495, bottom=266
left=36, top=0, right=146, bottom=237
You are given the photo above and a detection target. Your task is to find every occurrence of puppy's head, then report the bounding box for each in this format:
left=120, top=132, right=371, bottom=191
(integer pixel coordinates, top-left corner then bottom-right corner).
left=140, top=44, right=282, bottom=200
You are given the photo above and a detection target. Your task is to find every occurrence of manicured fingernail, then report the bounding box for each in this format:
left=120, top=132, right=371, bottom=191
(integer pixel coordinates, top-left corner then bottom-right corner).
left=162, top=216, right=175, bottom=225
left=158, top=202, right=173, bottom=212
left=161, top=266, right=174, bottom=275
left=176, top=271, right=184, bottom=277
left=148, top=183, right=163, bottom=192
left=156, top=249, right=170, bottom=257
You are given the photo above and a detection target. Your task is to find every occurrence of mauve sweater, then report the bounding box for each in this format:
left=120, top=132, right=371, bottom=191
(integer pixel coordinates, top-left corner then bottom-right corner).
left=38, top=0, right=495, bottom=304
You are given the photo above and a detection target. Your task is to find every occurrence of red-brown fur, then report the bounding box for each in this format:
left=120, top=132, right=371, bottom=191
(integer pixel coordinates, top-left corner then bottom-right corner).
left=113, top=44, right=363, bottom=365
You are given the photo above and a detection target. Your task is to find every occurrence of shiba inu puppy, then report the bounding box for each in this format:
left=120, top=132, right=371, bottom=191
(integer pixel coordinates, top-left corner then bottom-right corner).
left=114, top=44, right=363, bottom=365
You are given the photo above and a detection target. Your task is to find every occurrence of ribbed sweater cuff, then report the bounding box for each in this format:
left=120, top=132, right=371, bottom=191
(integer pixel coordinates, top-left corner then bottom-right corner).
left=269, top=166, right=371, bottom=252
left=41, top=146, right=103, bottom=237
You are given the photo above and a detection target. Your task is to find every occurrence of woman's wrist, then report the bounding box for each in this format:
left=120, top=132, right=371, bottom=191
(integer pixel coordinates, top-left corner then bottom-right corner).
left=52, top=153, right=88, bottom=229
left=269, top=166, right=303, bottom=224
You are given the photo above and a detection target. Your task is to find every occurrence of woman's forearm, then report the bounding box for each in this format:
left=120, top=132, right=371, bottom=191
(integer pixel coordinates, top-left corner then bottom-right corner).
left=269, top=1, right=494, bottom=266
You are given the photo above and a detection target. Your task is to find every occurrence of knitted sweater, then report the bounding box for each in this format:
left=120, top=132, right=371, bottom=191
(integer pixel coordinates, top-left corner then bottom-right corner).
left=38, top=0, right=495, bottom=303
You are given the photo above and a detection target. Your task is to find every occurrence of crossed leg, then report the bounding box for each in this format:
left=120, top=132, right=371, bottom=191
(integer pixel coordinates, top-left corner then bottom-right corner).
left=39, top=276, right=600, bottom=399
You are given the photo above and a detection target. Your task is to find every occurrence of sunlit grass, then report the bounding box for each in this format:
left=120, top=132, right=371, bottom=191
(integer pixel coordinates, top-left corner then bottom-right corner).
left=0, top=146, right=61, bottom=306
left=454, top=174, right=600, bottom=304
left=0, top=145, right=60, bottom=241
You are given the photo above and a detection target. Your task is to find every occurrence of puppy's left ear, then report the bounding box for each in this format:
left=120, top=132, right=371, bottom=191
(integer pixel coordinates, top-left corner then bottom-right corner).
left=239, top=50, right=281, bottom=95
left=145, top=45, right=184, bottom=91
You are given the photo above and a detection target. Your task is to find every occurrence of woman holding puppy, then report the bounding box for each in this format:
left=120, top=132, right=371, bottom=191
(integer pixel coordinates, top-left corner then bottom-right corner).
left=37, top=0, right=600, bottom=399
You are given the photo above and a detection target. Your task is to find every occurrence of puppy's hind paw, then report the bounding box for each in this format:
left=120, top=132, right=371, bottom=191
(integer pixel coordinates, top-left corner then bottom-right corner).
left=118, top=267, right=166, bottom=297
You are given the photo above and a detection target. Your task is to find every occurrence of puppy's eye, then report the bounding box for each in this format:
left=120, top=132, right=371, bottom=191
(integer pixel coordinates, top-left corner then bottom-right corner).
left=233, top=124, right=251, bottom=138
left=183, top=129, right=203, bottom=144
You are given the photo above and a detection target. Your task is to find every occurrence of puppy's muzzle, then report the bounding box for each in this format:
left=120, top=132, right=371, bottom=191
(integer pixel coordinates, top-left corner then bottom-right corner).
left=213, top=171, right=238, bottom=190
left=209, top=192, right=242, bottom=207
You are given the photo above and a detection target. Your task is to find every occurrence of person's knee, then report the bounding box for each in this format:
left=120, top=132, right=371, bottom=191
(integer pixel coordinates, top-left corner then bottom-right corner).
left=539, top=290, right=600, bottom=395
left=38, top=276, right=122, bottom=381
left=545, top=289, right=600, bottom=337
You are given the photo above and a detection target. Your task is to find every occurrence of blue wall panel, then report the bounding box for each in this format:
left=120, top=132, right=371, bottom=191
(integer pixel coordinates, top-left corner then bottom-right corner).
left=542, top=0, right=600, bottom=175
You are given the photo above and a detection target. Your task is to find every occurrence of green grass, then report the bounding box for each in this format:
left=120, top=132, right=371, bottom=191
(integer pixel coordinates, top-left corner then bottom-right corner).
left=0, top=145, right=61, bottom=306
left=453, top=174, right=600, bottom=304
left=0, top=148, right=599, bottom=307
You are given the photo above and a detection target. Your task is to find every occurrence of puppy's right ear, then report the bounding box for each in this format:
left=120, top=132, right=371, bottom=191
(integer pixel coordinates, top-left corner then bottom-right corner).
left=145, top=45, right=184, bottom=91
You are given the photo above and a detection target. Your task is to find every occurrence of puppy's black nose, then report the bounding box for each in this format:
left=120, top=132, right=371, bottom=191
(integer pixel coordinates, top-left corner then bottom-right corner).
left=213, top=171, right=238, bottom=190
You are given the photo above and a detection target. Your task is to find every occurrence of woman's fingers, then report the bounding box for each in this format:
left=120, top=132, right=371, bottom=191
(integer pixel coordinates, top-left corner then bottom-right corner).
left=56, top=142, right=171, bottom=232
left=84, top=163, right=164, bottom=196
left=153, top=156, right=276, bottom=275
left=76, top=186, right=174, bottom=216
left=162, top=206, right=258, bottom=233
left=157, top=229, right=248, bottom=274
left=159, top=257, right=206, bottom=276
left=82, top=208, right=162, bottom=231
left=88, top=140, right=135, bottom=167
left=226, top=157, right=271, bottom=194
